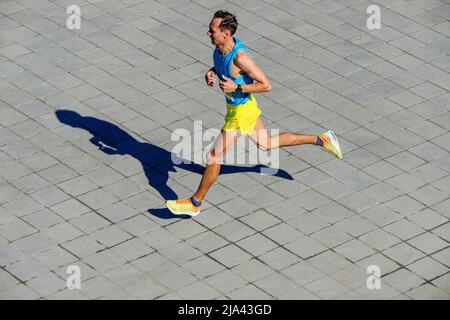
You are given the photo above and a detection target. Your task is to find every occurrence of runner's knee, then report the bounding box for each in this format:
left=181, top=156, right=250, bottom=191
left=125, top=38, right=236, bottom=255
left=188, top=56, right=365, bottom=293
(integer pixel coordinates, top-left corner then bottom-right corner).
left=206, top=151, right=221, bottom=165
left=256, top=136, right=272, bottom=151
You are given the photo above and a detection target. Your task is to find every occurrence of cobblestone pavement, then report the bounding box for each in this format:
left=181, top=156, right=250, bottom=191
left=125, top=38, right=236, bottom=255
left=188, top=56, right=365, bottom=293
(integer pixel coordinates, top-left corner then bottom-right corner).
left=1, top=0, right=450, bottom=300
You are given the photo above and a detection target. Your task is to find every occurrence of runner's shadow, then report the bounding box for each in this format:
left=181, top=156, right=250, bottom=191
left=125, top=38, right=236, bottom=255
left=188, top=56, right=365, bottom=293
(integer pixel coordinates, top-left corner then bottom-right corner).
left=55, top=110, right=292, bottom=219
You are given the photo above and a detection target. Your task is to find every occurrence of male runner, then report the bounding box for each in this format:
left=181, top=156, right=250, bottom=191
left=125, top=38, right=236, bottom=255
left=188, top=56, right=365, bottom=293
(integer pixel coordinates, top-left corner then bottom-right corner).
left=166, top=10, right=342, bottom=216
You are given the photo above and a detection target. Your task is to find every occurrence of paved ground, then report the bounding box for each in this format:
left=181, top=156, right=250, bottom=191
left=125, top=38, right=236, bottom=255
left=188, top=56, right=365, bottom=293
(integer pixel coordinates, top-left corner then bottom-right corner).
left=1, top=0, right=450, bottom=300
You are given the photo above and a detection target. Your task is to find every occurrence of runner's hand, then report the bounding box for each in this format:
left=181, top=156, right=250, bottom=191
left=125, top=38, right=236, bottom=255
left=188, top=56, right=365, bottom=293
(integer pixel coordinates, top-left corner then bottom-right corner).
left=205, top=69, right=216, bottom=86
left=219, top=76, right=237, bottom=93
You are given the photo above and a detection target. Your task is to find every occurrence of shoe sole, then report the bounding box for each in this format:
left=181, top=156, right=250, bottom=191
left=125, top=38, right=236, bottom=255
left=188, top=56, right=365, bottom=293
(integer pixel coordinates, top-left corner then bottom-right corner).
left=326, top=130, right=342, bottom=159
left=166, top=205, right=200, bottom=217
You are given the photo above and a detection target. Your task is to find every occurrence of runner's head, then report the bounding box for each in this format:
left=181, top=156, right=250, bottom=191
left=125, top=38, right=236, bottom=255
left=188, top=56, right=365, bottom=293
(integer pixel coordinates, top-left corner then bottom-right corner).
left=208, top=10, right=238, bottom=45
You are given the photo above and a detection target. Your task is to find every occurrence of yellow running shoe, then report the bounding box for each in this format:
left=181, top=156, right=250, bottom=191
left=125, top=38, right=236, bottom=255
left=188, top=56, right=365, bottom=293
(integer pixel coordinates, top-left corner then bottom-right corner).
left=319, top=130, right=342, bottom=159
left=166, top=198, right=201, bottom=217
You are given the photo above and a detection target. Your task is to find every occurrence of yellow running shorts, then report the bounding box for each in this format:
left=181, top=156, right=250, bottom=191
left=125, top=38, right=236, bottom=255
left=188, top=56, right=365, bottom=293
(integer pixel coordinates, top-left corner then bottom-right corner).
left=223, top=94, right=262, bottom=135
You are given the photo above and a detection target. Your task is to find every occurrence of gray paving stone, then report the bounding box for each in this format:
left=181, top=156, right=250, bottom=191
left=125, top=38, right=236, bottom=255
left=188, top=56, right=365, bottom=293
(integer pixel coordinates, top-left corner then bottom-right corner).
left=65, top=155, right=104, bottom=175
left=50, top=198, right=90, bottom=220
left=57, top=176, right=98, bottom=197
left=62, top=235, right=105, bottom=259
left=0, top=218, right=36, bottom=241
left=331, top=264, right=367, bottom=290
left=432, top=243, right=450, bottom=267
left=218, top=196, right=259, bottom=218
left=359, top=228, right=401, bottom=252
left=0, top=183, right=22, bottom=203
left=183, top=255, right=226, bottom=280
left=334, top=239, right=376, bottom=263
left=409, top=163, right=448, bottom=185
left=408, top=232, right=449, bottom=255
left=38, top=164, right=78, bottom=185
left=408, top=256, right=448, bottom=281
left=204, top=269, right=248, bottom=295
left=0, top=205, right=14, bottom=225
left=110, top=235, right=153, bottom=260
left=175, top=281, right=221, bottom=300
left=131, top=250, right=177, bottom=277
left=338, top=192, right=377, bottom=213
left=0, top=246, right=26, bottom=267
left=293, top=190, right=332, bottom=211
left=284, top=236, right=328, bottom=259
left=26, top=272, right=66, bottom=297
left=433, top=175, right=450, bottom=194
left=409, top=209, right=448, bottom=231
left=0, top=284, right=40, bottom=300
left=116, top=215, right=158, bottom=238
left=239, top=210, right=281, bottom=232
left=257, top=246, right=301, bottom=271
left=406, top=284, right=450, bottom=300
left=288, top=212, right=331, bottom=234
left=236, top=233, right=278, bottom=257
left=22, top=208, right=63, bottom=230
left=34, top=246, right=78, bottom=271
left=81, top=275, right=122, bottom=299
left=82, top=250, right=127, bottom=273
left=265, top=198, right=306, bottom=221
left=227, top=283, right=273, bottom=299
left=335, top=216, right=377, bottom=237
left=241, top=186, right=284, bottom=207
left=153, top=266, right=197, bottom=292
left=194, top=206, right=234, bottom=229
left=254, top=272, right=298, bottom=298
left=159, top=242, right=202, bottom=265
left=91, top=226, right=133, bottom=248
left=311, top=225, right=353, bottom=249
left=30, top=185, right=70, bottom=207
left=383, top=268, right=425, bottom=293
left=140, top=227, right=181, bottom=251
left=210, top=244, right=255, bottom=268
left=0, top=268, right=19, bottom=292
left=214, top=220, right=256, bottom=243
left=432, top=273, right=450, bottom=294
left=13, top=233, right=56, bottom=254
left=409, top=185, right=448, bottom=207
left=361, top=182, right=403, bottom=203
left=102, top=260, right=145, bottom=289
left=384, top=219, right=425, bottom=241
left=355, top=283, right=402, bottom=300
left=123, top=191, right=161, bottom=213
left=338, top=170, right=378, bottom=192
left=409, top=143, right=448, bottom=162
left=229, top=257, right=274, bottom=283
left=70, top=212, right=111, bottom=234
left=186, top=230, right=228, bottom=254
left=383, top=242, right=426, bottom=266
left=308, top=250, right=352, bottom=275
left=385, top=173, right=426, bottom=194
left=357, top=253, right=401, bottom=276
left=262, top=223, right=304, bottom=245
left=365, top=138, right=403, bottom=159
left=304, top=276, right=350, bottom=299
left=5, top=257, right=49, bottom=282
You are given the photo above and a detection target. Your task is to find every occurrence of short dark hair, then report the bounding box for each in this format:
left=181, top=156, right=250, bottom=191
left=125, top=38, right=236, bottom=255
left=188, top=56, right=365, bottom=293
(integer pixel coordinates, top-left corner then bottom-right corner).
left=213, top=10, right=238, bottom=35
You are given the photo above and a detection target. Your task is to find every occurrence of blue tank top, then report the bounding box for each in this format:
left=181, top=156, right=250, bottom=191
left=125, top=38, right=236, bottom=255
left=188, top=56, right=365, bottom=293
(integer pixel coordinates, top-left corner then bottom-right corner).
left=213, top=37, right=254, bottom=106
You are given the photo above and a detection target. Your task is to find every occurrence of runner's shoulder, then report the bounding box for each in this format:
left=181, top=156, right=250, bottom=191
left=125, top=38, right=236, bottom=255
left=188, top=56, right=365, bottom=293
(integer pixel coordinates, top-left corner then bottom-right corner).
left=234, top=50, right=253, bottom=68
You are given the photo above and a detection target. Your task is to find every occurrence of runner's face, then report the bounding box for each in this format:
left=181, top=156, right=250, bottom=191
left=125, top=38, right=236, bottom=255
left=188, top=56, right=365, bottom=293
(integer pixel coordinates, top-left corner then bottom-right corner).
left=207, top=18, right=226, bottom=45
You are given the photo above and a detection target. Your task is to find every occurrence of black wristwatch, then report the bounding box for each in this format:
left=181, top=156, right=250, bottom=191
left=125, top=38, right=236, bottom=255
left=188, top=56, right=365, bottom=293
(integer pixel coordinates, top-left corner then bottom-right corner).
left=235, top=84, right=243, bottom=93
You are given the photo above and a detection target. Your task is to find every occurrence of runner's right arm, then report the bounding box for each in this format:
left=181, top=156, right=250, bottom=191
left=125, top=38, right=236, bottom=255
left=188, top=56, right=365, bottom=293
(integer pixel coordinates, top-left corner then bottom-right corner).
left=205, top=67, right=216, bottom=86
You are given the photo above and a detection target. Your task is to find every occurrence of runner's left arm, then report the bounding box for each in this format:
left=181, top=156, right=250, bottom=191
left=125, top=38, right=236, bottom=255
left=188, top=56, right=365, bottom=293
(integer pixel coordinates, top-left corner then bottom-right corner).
left=219, top=51, right=272, bottom=94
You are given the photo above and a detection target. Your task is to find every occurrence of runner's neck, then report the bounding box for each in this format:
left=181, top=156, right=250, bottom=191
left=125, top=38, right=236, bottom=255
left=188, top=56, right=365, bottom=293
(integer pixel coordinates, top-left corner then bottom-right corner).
left=217, top=37, right=236, bottom=56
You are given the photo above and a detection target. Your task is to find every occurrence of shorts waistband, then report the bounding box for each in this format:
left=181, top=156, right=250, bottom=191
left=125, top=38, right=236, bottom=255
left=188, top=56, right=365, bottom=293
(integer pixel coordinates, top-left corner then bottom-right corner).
left=226, top=95, right=255, bottom=109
